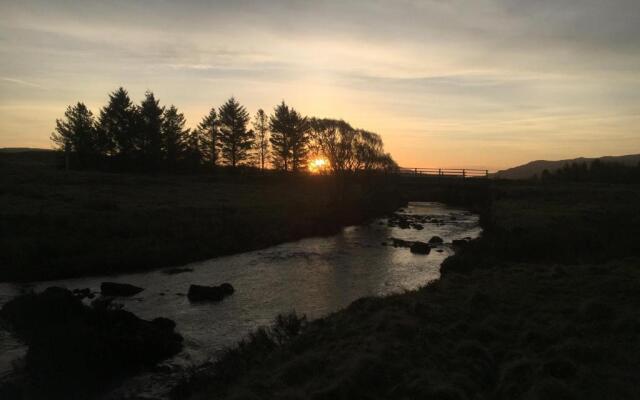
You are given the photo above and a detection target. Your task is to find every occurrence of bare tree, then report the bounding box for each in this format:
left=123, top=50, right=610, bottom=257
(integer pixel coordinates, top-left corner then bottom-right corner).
left=309, top=118, right=396, bottom=173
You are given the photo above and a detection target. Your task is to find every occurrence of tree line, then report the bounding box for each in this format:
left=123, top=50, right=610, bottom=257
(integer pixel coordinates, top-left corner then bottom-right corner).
left=51, top=87, right=397, bottom=173
left=539, top=159, right=640, bottom=183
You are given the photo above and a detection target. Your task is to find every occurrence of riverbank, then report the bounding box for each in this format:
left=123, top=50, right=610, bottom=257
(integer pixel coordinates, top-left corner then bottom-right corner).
left=0, top=151, right=403, bottom=281
left=183, top=182, right=640, bottom=400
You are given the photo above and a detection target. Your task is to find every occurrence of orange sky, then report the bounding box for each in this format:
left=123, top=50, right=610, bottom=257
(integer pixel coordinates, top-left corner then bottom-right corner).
left=2, top=1, right=640, bottom=170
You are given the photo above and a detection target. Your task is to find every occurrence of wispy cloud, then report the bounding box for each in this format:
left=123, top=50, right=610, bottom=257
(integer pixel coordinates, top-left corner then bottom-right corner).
left=1, top=77, right=46, bottom=89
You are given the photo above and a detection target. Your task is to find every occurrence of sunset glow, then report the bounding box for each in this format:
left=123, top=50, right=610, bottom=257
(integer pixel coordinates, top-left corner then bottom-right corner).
left=308, top=158, right=329, bottom=174
left=1, top=1, right=639, bottom=170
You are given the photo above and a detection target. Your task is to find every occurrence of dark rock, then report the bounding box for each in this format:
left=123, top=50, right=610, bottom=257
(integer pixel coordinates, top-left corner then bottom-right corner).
left=219, top=283, right=235, bottom=295
left=0, top=287, right=182, bottom=396
left=188, top=283, right=235, bottom=302
left=152, top=317, right=177, bottom=330
left=100, top=282, right=144, bottom=297
left=410, top=241, right=431, bottom=255
left=452, top=239, right=469, bottom=247
left=411, top=224, right=424, bottom=230
left=429, top=236, right=444, bottom=244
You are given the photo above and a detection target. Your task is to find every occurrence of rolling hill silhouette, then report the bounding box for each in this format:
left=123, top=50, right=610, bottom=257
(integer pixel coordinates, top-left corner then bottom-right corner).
left=494, top=154, right=640, bottom=179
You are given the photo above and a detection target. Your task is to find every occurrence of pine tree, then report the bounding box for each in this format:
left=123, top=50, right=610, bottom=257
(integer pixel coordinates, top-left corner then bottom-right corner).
left=161, top=105, right=189, bottom=170
left=138, top=91, right=164, bottom=170
left=197, top=108, right=219, bottom=168
left=253, top=109, right=269, bottom=170
left=51, top=102, right=97, bottom=168
left=97, top=87, right=138, bottom=162
left=269, top=102, right=309, bottom=172
left=183, top=129, right=204, bottom=170
left=218, top=97, right=255, bottom=167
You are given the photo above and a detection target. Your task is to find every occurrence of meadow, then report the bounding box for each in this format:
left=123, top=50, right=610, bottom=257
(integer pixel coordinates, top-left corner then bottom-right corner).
left=0, top=151, right=401, bottom=281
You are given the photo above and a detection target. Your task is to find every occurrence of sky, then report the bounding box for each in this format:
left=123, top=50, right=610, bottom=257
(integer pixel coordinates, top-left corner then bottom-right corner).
left=1, top=0, right=639, bottom=170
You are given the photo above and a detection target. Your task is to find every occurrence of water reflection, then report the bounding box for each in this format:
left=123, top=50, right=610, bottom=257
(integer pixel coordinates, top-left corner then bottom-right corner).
left=0, top=202, right=481, bottom=379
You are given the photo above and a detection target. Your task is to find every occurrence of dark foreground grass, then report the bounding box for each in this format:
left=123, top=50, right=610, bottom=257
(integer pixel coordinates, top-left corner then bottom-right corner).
left=182, top=182, right=640, bottom=400
left=0, top=151, right=402, bottom=281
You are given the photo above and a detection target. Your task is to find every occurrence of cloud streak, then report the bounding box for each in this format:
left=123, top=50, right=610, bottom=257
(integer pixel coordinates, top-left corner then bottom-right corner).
left=1, top=0, right=639, bottom=169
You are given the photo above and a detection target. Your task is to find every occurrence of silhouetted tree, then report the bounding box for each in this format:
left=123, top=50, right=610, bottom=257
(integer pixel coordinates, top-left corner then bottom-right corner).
left=197, top=108, right=219, bottom=169
left=183, top=129, right=204, bottom=170
left=309, top=118, right=356, bottom=173
left=51, top=102, right=98, bottom=169
left=269, top=102, right=310, bottom=172
left=138, top=91, right=164, bottom=170
left=540, top=160, right=640, bottom=183
left=97, top=87, right=138, bottom=163
left=218, top=97, right=254, bottom=167
left=253, top=109, right=269, bottom=170
left=309, top=118, right=396, bottom=173
left=161, top=105, right=189, bottom=170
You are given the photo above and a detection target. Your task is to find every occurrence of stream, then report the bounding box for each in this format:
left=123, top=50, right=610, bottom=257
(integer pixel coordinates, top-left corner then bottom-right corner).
left=0, top=201, right=481, bottom=398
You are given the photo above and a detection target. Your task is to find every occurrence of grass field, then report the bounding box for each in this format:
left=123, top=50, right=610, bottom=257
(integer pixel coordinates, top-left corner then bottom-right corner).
left=0, top=151, right=402, bottom=281
left=184, top=181, right=640, bottom=400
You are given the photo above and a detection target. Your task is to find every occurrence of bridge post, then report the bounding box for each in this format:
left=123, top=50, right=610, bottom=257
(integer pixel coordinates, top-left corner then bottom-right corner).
left=485, top=170, right=489, bottom=178
left=462, top=169, right=466, bottom=179
left=414, top=168, right=417, bottom=175
left=438, top=168, right=442, bottom=176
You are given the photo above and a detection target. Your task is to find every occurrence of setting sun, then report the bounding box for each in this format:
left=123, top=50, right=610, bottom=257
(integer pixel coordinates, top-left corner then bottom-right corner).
left=308, top=158, right=329, bottom=174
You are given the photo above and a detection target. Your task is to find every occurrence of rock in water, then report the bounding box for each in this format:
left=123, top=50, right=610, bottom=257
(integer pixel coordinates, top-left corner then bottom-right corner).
left=0, top=287, right=182, bottom=397
left=188, top=283, right=235, bottom=302
left=219, top=283, right=235, bottom=295
left=410, top=241, right=431, bottom=254
left=429, top=236, right=444, bottom=244
left=100, top=282, right=144, bottom=296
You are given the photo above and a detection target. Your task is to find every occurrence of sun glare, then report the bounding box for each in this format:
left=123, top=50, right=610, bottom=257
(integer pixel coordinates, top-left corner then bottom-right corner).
left=308, top=158, right=329, bottom=174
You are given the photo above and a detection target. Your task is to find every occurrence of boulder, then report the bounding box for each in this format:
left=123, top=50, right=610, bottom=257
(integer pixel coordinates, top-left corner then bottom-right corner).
left=452, top=239, right=469, bottom=247
left=219, top=283, right=235, bottom=296
left=410, top=241, right=431, bottom=255
left=188, top=283, right=235, bottom=302
left=0, top=287, right=183, bottom=396
left=429, top=236, right=444, bottom=244
left=100, top=282, right=144, bottom=297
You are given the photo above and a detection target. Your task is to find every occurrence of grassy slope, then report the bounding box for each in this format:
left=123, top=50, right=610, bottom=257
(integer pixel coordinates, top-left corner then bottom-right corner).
left=186, top=182, right=640, bottom=400
left=0, top=152, right=401, bottom=282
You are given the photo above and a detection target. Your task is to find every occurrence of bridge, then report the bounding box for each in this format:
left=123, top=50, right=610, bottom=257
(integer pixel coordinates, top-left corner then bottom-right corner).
left=398, top=167, right=490, bottom=179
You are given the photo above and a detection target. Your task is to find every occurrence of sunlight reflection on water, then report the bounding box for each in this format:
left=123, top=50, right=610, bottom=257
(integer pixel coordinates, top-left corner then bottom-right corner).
left=0, top=202, right=481, bottom=391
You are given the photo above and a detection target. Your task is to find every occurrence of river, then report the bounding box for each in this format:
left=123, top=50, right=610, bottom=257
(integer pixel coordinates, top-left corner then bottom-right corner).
left=0, top=201, right=481, bottom=397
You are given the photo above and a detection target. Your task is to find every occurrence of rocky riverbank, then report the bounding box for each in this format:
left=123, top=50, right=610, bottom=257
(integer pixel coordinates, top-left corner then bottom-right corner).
left=0, top=287, right=183, bottom=399
left=180, top=182, right=640, bottom=400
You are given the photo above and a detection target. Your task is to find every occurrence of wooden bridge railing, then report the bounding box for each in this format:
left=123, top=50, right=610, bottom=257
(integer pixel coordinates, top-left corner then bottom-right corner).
left=398, top=167, right=489, bottom=178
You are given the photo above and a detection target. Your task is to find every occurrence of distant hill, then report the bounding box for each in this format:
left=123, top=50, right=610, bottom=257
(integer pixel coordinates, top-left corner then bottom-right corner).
left=0, top=147, right=53, bottom=153
left=494, top=154, right=640, bottom=180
